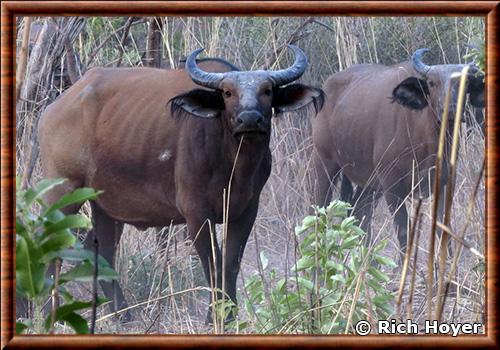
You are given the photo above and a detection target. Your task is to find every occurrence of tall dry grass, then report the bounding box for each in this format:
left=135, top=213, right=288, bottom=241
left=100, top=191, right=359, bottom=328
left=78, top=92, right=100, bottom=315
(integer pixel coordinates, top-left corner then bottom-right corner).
left=15, top=16, right=485, bottom=334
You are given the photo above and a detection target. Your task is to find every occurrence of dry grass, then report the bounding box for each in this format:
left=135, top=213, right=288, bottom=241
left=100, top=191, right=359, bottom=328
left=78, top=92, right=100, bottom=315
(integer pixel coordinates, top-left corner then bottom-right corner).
left=15, top=16, right=485, bottom=334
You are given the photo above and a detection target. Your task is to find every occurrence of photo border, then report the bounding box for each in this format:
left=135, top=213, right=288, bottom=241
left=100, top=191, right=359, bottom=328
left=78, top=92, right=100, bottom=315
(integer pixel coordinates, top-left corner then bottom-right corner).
left=1, top=1, right=498, bottom=348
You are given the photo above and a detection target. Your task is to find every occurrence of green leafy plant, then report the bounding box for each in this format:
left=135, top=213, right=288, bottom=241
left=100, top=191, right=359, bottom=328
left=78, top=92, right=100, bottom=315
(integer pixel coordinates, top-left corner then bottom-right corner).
left=244, top=200, right=395, bottom=334
left=16, top=178, right=118, bottom=334
left=464, top=42, right=485, bottom=73
left=209, top=296, right=248, bottom=333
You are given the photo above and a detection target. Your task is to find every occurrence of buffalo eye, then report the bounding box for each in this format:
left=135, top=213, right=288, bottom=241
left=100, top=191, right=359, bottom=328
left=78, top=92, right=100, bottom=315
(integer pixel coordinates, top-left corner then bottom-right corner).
left=224, top=90, right=232, bottom=98
left=428, top=81, right=436, bottom=87
left=264, top=88, right=272, bottom=96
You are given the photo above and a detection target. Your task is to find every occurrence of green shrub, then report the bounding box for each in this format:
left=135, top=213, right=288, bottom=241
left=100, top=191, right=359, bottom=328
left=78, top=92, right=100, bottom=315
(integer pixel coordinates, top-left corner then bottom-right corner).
left=464, top=42, right=485, bottom=72
left=16, top=178, right=118, bottom=334
left=244, top=200, right=395, bottom=334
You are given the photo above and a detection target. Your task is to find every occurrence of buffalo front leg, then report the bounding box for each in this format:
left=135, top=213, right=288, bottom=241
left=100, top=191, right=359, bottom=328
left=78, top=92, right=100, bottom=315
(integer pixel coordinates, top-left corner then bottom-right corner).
left=352, top=187, right=381, bottom=246
left=340, top=175, right=355, bottom=205
left=222, top=199, right=259, bottom=322
left=185, top=217, right=222, bottom=324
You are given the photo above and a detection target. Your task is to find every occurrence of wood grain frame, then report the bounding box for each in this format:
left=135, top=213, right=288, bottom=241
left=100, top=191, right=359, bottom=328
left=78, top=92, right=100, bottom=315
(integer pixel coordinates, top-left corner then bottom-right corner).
left=1, top=1, right=498, bottom=349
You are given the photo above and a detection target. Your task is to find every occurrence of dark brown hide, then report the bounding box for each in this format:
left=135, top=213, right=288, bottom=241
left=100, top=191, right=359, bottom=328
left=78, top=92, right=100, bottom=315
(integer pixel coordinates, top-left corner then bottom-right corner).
left=38, top=50, right=323, bottom=322
left=313, top=52, right=484, bottom=251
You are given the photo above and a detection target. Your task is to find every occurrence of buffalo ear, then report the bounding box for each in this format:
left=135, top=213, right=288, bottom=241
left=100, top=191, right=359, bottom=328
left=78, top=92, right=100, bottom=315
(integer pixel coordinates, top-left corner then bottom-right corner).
left=273, top=84, right=325, bottom=115
left=169, top=89, right=224, bottom=118
left=391, top=77, right=429, bottom=110
left=468, top=75, right=485, bottom=108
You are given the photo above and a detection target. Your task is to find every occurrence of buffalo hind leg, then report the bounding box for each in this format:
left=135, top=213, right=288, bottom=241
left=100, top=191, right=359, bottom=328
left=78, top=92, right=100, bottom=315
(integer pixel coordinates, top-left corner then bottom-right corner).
left=84, top=203, right=131, bottom=321
left=314, top=154, right=341, bottom=208
left=384, top=188, right=409, bottom=263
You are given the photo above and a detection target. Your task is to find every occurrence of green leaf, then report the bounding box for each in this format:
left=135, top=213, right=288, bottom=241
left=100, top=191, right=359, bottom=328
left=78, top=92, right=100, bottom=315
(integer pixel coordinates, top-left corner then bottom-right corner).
left=259, top=251, right=268, bottom=270
left=60, top=261, right=118, bottom=284
left=326, top=261, right=344, bottom=273
left=16, top=321, right=31, bottom=334
left=43, top=215, right=92, bottom=237
left=376, top=301, right=394, bottom=316
left=44, top=188, right=102, bottom=216
left=340, top=216, right=357, bottom=231
left=16, top=236, right=45, bottom=298
left=373, top=294, right=393, bottom=306
left=374, top=255, right=398, bottom=268
left=367, top=278, right=384, bottom=293
left=44, top=300, right=91, bottom=330
left=296, top=216, right=317, bottom=235
left=331, top=274, right=346, bottom=284
left=373, top=239, right=388, bottom=254
left=48, top=248, right=109, bottom=267
left=44, top=209, right=65, bottom=224
left=293, top=256, right=314, bottom=271
left=24, top=178, right=67, bottom=207
left=276, top=278, right=287, bottom=293
left=40, top=231, right=77, bottom=257
left=15, top=218, right=29, bottom=240
left=62, top=312, right=90, bottom=334
left=341, top=236, right=359, bottom=249
left=327, top=201, right=350, bottom=218
left=58, top=288, right=75, bottom=304
left=297, top=277, right=314, bottom=291
left=368, top=267, right=390, bottom=282
left=323, top=292, right=341, bottom=305
left=44, top=298, right=107, bottom=333
left=233, top=320, right=249, bottom=331
left=348, top=257, right=362, bottom=275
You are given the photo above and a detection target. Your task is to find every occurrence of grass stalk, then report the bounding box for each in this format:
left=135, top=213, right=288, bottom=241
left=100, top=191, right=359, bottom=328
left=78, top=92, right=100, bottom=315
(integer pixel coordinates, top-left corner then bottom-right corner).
left=427, top=82, right=452, bottom=320
left=396, top=198, right=422, bottom=317
left=435, top=66, right=470, bottom=320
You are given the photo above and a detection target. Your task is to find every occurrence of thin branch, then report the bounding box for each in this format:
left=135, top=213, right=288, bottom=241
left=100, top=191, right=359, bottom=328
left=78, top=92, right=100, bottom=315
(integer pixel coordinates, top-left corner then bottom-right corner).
left=87, top=18, right=143, bottom=65
left=90, top=232, right=99, bottom=334
left=116, top=17, right=134, bottom=67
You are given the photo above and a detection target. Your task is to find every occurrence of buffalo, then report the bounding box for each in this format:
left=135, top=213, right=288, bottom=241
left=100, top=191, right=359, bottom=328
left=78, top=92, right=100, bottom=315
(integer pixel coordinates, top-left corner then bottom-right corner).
left=37, top=45, right=324, bottom=322
left=313, top=48, right=484, bottom=252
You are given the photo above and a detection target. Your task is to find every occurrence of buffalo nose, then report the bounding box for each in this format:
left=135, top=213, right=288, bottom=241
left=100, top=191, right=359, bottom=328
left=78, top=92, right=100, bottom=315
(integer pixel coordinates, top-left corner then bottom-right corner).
left=237, top=111, right=264, bottom=127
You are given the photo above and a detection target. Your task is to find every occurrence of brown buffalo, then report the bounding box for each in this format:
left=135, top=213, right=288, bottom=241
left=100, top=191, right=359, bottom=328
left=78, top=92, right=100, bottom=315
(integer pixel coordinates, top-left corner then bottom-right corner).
left=37, top=45, right=324, bottom=322
left=313, top=49, right=484, bottom=251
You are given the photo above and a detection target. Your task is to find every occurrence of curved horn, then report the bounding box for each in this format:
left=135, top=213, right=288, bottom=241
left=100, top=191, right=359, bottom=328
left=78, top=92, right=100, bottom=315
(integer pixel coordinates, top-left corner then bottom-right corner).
left=185, top=48, right=226, bottom=89
left=268, top=45, right=308, bottom=87
left=412, top=48, right=432, bottom=76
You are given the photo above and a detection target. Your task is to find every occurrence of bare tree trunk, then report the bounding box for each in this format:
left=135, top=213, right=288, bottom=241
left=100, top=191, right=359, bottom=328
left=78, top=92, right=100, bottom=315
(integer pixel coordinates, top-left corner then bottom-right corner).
left=16, top=17, right=33, bottom=103
left=145, top=17, right=163, bottom=68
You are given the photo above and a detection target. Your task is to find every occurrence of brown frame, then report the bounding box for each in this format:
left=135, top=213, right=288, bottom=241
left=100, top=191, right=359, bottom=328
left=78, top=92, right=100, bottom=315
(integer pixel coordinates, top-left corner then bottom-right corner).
left=1, top=1, right=498, bottom=349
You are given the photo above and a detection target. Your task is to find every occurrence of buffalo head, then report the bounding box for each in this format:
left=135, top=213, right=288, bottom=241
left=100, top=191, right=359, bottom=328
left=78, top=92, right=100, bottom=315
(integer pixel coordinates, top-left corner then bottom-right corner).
left=391, top=48, right=485, bottom=119
left=170, top=45, right=324, bottom=138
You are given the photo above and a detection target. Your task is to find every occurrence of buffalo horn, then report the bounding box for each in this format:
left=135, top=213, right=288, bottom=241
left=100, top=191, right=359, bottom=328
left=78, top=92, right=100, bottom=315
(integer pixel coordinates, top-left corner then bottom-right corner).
left=185, top=48, right=226, bottom=89
left=268, top=45, right=308, bottom=87
left=412, top=48, right=432, bottom=77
